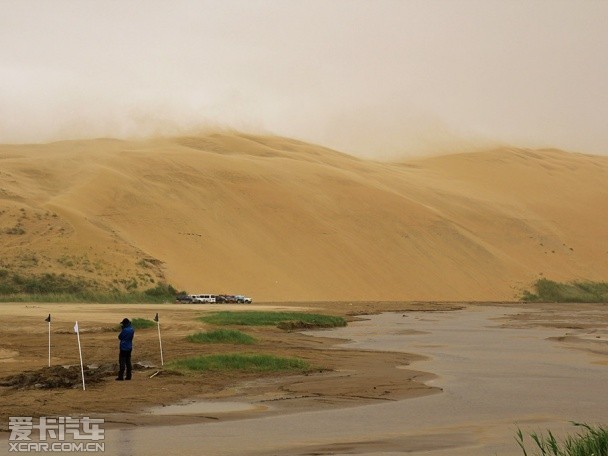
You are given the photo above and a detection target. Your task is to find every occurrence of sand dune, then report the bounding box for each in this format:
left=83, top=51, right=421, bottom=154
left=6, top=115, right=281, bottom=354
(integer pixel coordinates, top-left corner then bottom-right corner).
left=0, top=133, right=607, bottom=301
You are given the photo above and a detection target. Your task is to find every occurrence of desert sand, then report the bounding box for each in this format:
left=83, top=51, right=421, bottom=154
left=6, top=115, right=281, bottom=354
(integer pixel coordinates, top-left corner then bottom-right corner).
left=1, top=134, right=608, bottom=454
left=1, top=133, right=608, bottom=302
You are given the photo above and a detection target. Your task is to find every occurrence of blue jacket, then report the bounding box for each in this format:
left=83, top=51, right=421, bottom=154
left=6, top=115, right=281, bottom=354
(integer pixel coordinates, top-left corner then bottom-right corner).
left=118, top=325, right=134, bottom=351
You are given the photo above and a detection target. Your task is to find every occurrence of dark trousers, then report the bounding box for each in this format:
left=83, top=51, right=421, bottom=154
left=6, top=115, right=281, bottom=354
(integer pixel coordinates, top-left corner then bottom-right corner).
left=118, top=349, right=132, bottom=380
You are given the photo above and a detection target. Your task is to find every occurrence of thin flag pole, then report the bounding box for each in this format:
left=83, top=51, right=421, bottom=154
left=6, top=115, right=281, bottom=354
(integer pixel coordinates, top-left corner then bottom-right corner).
left=74, top=321, right=86, bottom=391
left=45, top=314, right=51, bottom=367
left=154, top=313, right=164, bottom=366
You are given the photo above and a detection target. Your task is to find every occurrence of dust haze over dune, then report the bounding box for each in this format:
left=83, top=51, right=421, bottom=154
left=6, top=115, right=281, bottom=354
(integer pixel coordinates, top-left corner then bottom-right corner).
left=1, top=2, right=608, bottom=301
left=1, top=1, right=608, bottom=157
left=1, top=133, right=607, bottom=301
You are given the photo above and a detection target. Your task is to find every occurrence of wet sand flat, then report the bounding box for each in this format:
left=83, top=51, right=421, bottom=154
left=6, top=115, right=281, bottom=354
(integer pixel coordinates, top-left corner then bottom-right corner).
left=0, top=301, right=442, bottom=441
left=86, top=304, right=608, bottom=456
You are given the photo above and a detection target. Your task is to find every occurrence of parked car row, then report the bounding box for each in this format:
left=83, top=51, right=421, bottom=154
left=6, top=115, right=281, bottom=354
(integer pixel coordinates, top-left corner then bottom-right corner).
left=175, top=293, right=253, bottom=304
left=216, top=294, right=252, bottom=303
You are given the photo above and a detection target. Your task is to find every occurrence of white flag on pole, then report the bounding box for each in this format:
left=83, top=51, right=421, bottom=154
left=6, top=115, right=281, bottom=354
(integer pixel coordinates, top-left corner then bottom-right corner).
left=74, top=321, right=85, bottom=390
left=154, top=313, right=164, bottom=366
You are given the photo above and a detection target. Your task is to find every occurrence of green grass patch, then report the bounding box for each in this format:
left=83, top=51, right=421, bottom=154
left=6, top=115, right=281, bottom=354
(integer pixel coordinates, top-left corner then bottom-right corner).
left=522, top=278, right=608, bottom=303
left=198, top=311, right=347, bottom=328
left=186, top=329, right=256, bottom=344
left=169, top=353, right=309, bottom=372
left=516, top=423, right=608, bottom=455
left=130, top=318, right=156, bottom=329
left=0, top=272, right=179, bottom=303
left=112, top=318, right=156, bottom=331
left=0, top=291, right=176, bottom=304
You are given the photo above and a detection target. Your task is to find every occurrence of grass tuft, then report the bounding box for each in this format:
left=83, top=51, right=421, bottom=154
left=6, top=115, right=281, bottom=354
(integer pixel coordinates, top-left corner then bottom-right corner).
left=515, top=423, right=608, bottom=455
left=198, top=311, right=346, bottom=328
left=130, top=318, right=156, bottom=329
left=186, top=329, right=256, bottom=345
left=169, top=353, right=310, bottom=372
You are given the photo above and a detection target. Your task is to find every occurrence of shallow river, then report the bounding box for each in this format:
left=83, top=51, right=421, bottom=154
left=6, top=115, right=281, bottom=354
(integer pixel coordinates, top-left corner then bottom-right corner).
left=21, top=306, right=608, bottom=455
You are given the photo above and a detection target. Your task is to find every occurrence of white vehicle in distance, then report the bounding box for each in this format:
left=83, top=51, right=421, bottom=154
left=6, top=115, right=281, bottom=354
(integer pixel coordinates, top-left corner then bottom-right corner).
left=235, top=295, right=252, bottom=303
left=191, top=294, right=216, bottom=303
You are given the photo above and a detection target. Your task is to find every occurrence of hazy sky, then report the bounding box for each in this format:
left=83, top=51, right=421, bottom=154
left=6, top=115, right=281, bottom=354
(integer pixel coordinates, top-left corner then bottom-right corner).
left=1, top=0, right=607, bottom=157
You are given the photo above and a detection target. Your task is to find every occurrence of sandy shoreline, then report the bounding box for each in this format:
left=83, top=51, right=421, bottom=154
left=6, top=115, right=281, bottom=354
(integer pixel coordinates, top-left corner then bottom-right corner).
left=0, top=301, right=455, bottom=433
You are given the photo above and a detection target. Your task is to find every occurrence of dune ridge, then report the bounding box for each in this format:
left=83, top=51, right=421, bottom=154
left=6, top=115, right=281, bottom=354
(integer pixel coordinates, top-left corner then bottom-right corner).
left=1, top=133, right=607, bottom=301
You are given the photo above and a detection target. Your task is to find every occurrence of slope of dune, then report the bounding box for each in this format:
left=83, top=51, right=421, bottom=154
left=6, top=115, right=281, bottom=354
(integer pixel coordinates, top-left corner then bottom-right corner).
left=1, top=133, right=607, bottom=301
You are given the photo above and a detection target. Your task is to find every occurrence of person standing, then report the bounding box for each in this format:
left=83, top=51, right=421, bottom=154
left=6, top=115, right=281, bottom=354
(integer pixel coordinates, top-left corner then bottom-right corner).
left=116, top=318, right=134, bottom=381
